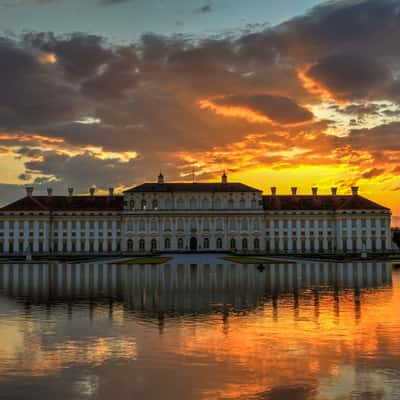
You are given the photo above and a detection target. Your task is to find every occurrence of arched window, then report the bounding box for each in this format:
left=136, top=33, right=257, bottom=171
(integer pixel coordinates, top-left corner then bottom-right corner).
left=127, top=219, right=133, bottom=231
left=129, top=200, right=135, bottom=209
left=151, top=239, right=157, bottom=251
left=127, top=239, right=133, bottom=251
left=239, top=198, right=245, bottom=209
left=141, top=199, right=147, bottom=210
left=164, top=238, right=171, bottom=249
left=202, top=198, right=210, bottom=209
left=203, top=238, right=209, bottom=249
left=216, top=238, right=223, bottom=249
left=254, top=238, right=260, bottom=250
left=177, top=198, right=184, bottom=209
left=177, top=238, right=184, bottom=249
left=152, top=199, right=158, bottom=209
left=230, top=238, right=236, bottom=250
left=139, top=219, right=145, bottom=231
left=190, top=197, right=197, bottom=209
left=139, top=239, right=145, bottom=251
left=242, top=238, right=248, bottom=250
left=151, top=218, right=157, bottom=232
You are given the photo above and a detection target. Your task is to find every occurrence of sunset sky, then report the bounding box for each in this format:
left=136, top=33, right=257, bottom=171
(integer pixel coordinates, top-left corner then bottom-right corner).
left=0, top=0, right=399, bottom=225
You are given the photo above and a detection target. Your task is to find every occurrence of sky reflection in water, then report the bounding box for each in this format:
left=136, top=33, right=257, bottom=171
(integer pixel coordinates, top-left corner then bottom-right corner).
left=0, top=261, right=399, bottom=400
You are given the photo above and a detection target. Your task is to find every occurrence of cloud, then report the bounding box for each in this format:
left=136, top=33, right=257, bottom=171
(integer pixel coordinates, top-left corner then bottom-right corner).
left=213, top=94, right=314, bottom=125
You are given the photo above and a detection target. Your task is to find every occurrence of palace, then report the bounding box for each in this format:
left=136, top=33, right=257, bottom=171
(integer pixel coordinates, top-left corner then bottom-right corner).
left=0, top=173, right=392, bottom=255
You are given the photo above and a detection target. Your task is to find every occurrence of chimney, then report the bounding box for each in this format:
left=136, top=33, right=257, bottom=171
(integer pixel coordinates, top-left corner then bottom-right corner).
left=26, top=186, right=34, bottom=197
left=312, top=187, right=318, bottom=196
left=331, top=187, right=337, bottom=196
left=221, top=171, right=227, bottom=184
left=109, top=187, right=114, bottom=196
left=351, top=186, right=359, bottom=196
left=271, top=187, right=277, bottom=197
left=68, top=187, right=74, bottom=196
left=291, top=187, right=297, bottom=196
left=47, top=188, right=53, bottom=197
left=157, top=172, right=164, bottom=184
left=89, top=186, right=96, bottom=196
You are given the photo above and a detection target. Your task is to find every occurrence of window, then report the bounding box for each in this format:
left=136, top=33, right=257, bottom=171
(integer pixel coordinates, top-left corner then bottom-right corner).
left=251, top=199, right=257, bottom=208
left=214, top=198, right=221, bottom=209
left=228, top=198, right=234, bottom=209
left=216, top=238, right=223, bottom=249
left=139, top=219, right=145, bottom=231
left=164, top=238, right=171, bottom=249
left=230, top=238, right=236, bottom=250
left=177, top=198, right=184, bottom=209
left=152, top=199, right=158, bottom=209
left=127, top=219, right=133, bottom=231
left=141, top=199, right=147, bottom=210
left=202, top=198, right=210, bottom=209
left=178, top=238, right=184, bottom=249
left=216, top=218, right=223, bottom=230
left=254, top=238, right=260, bottom=250
left=130, top=200, right=135, bottom=209
left=151, top=239, right=157, bottom=251
left=190, top=218, right=197, bottom=230
left=239, top=198, right=245, bottom=209
left=203, top=218, right=210, bottom=230
left=203, top=238, right=209, bottom=249
left=190, top=197, right=197, bottom=209
left=254, top=219, right=260, bottom=231
left=139, top=239, right=145, bottom=251
left=151, top=218, right=157, bottom=232
left=241, top=218, right=248, bottom=231
left=177, top=218, right=184, bottom=231
left=164, top=218, right=171, bottom=230
left=165, top=198, right=172, bottom=209
left=242, top=238, right=248, bottom=250
left=229, top=218, right=236, bottom=230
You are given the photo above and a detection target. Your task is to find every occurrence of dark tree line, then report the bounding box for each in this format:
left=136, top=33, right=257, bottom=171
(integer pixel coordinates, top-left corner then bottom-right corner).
left=393, top=228, right=400, bottom=248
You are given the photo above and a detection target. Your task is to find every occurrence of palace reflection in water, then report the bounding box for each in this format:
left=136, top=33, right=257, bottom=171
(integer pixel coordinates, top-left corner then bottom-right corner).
left=0, top=261, right=399, bottom=400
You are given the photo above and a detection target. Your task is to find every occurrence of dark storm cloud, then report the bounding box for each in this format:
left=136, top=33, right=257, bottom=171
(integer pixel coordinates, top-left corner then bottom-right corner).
left=215, top=94, right=314, bottom=125
left=306, top=53, right=392, bottom=101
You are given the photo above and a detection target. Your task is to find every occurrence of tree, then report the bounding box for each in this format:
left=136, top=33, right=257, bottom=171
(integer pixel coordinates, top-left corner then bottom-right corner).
left=392, top=228, right=400, bottom=248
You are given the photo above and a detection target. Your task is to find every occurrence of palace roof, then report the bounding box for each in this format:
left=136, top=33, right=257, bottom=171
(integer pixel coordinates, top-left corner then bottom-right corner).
left=262, top=195, right=389, bottom=211
left=0, top=195, right=124, bottom=212
left=124, top=182, right=262, bottom=193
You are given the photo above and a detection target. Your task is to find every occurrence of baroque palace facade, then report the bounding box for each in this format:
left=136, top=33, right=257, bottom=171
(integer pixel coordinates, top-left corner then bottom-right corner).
left=0, top=173, right=392, bottom=255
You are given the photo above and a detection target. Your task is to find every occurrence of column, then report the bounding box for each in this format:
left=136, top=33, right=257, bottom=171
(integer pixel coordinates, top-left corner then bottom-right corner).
left=85, top=220, right=90, bottom=252
left=58, top=221, right=63, bottom=253
left=346, top=219, right=352, bottom=252
left=4, top=221, right=10, bottom=253
left=23, top=221, right=29, bottom=252
left=287, top=219, right=293, bottom=253
left=94, top=220, right=99, bottom=252
left=376, top=218, right=382, bottom=251
left=296, top=220, right=301, bottom=253
left=323, top=219, right=328, bottom=252
left=67, top=221, right=72, bottom=252
left=336, top=219, right=343, bottom=251
left=278, top=220, right=284, bottom=252
left=112, top=220, right=117, bottom=252
left=43, top=220, right=49, bottom=253
left=366, top=218, right=372, bottom=250
left=13, top=221, right=19, bottom=253
left=305, top=220, right=311, bottom=252
left=313, top=219, right=319, bottom=253
left=33, top=221, right=39, bottom=252
left=76, top=221, right=81, bottom=252
left=356, top=218, right=362, bottom=251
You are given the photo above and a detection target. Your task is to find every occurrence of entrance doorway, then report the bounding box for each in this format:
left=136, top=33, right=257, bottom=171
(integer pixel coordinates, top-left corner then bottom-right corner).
left=190, top=237, right=198, bottom=251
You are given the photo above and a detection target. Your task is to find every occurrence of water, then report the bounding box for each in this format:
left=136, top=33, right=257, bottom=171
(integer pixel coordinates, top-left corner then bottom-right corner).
left=0, top=260, right=399, bottom=400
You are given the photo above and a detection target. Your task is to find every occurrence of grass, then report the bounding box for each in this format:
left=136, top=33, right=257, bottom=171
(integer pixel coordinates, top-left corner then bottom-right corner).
left=116, top=256, right=172, bottom=265
left=389, top=255, right=400, bottom=260
left=221, top=256, right=291, bottom=264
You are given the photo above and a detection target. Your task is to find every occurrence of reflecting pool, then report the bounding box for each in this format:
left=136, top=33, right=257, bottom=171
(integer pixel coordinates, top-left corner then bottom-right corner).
left=0, top=260, right=399, bottom=399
